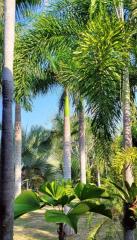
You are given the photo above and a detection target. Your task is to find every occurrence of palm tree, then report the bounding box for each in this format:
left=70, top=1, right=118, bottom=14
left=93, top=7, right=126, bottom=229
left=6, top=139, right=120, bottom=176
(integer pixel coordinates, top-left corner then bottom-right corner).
left=0, top=1, right=42, bottom=238
left=14, top=14, right=77, bottom=184
left=0, top=0, right=16, bottom=239
left=116, top=0, right=134, bottom=186
left=115, top=2, right=135, bottom=239
left=13, top=5, right=137, bottom=239
left=51, top=2, right=137, bottom=238
left=64, top=1, right=136, bottom=239
left=14, top=0, right=42, bottom=197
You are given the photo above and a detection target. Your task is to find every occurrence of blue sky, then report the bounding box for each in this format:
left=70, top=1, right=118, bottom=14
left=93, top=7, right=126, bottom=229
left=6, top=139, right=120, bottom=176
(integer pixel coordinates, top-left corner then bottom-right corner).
left=13, top=1, right=62, bottom=131
left=0, top=86, right=63, bottom=131
left=20, top=86, right=62, bottom=130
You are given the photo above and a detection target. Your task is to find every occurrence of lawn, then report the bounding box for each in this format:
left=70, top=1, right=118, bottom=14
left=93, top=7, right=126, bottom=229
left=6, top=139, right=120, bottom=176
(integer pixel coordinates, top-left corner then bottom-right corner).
left=14, top=209, right=89, bottom=240
left=14, top=209, right=137, bottom=240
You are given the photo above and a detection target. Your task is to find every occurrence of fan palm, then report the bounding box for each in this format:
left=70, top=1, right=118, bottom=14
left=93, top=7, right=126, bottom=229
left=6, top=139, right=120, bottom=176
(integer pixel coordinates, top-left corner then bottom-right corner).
left=22, top=126, right=58, bottom=188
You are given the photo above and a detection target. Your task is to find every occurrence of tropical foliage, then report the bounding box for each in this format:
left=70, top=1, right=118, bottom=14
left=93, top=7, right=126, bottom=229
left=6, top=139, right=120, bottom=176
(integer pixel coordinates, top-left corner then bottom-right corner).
left=14, top=181, right=112, bottom=239
left=0, top=0, right=137, bottom=240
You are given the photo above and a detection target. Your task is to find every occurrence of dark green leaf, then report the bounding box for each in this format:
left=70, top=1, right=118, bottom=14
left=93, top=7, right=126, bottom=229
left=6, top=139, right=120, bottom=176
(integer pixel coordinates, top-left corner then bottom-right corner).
left=14, top=190, right=40, bottom=219
left=45, top=210, right=79, bottom=233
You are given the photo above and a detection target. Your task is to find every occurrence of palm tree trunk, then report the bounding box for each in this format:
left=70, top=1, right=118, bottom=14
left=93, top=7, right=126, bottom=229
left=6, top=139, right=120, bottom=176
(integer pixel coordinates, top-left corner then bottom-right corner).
left=15, top=103, right=22, bottom=197
left=124, top=231, right=135, bottom=240
left=63, top=89, right=74, bottom=236
left=116, top=2, right=134, bottom=240
left=63, top=88, right=71, bottom=180
left=58, top=223, right=66, bottom=240
left=0, top=0, right=16, bottom=239
left=123, top=69, right=134, bottom=185
left=122, top=70, right=135, bottom=240
left=97, top=168, right=101, bottom=187
left=78, top=101, right=86, bottom=183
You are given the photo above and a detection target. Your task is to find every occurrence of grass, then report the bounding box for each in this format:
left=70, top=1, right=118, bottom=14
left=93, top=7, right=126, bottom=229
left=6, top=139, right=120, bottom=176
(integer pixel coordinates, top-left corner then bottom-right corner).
left=14, top=209, right=137, bottom=240
left=14, top=209, right=89, bottom=240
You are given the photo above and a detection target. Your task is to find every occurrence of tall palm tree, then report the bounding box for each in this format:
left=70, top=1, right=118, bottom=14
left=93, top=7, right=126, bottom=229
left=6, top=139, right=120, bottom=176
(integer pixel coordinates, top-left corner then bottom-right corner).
left=115, top=0, right=134, bottom=186
left=116, top=2, right=135, bottom=239
left=0, top=0, right=16, bottom=239
left=0, top=1, right=42, bottom=238
left=14, top=14, right=76, bottom=184
left=14, top=0, right=41, bottom=197
left=65, top=1, right=136, bottom=239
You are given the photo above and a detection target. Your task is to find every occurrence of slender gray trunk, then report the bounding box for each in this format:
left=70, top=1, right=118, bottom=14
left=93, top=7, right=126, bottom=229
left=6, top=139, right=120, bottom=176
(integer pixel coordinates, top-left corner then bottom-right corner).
left=124, top=231, right=135, bottom=240
left=123, top=69, right=134, bottom=185
left=0, top=0, right=16, bottom=239
left=79, top=103, right=86, bottom=183
left=63, top=116, right=71, bottom=179
left=122, top=70, right=134, bottom=240
left=15, top=103, right=22, bottom=197
left=26, top=179, right=29, bottom=190
left=63, top=89, right=71, bottom=180
left=97, top=168, right=101, bottom=187
left=63, top=89, right=74, bottom=236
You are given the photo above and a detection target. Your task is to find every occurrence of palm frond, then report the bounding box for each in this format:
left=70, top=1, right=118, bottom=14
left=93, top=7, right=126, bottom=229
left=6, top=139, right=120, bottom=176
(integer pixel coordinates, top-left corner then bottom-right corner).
left=16, top=0, right=42, bottom=18
left=60, top=10, right=130, bottom=139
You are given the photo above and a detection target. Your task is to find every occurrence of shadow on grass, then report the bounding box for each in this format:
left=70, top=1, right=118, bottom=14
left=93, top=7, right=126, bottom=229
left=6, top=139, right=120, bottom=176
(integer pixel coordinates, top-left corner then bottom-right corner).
left=14, top=226, right=57, bottom=240
left=14, top=209, right=89, bottom=240
left=14, top=209, right=57, bottom=240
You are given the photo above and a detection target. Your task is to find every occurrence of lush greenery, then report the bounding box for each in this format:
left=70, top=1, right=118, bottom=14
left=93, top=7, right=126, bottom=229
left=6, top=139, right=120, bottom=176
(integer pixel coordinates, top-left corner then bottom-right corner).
left=0, top=0, right=137, bottom=240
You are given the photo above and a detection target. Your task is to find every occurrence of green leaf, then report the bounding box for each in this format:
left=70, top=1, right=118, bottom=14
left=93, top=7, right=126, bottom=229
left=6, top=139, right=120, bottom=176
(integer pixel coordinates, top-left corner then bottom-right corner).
left=14, top=190, right=41, bottom=219
left=69, top=200, right=112, bottom=219
left=82, top=184, right=105, bottom=200
left=75, top=183, right=107, bottom=200
left=68, top=202, right=89, bottom=215
left=40, top=194, right=56, bottom=206
left=40, top=181, right=75, bottom=206
left=110, top=181, right=130, bottom=202
left=87, top=221, right=106, bottom=240
left=45, top=210, right=79, bottom=233
left=74, top=182, right=84, bottom=200
left=128, top=182, right=137, bottom=201
left=40, top=181, right=64, bottom=200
